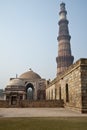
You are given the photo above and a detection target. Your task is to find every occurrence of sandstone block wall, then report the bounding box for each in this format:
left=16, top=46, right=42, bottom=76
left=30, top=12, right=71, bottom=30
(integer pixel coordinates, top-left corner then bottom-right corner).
left=60, top=63, right=82, bottom=110
left=46, top=83, right=56, bottom=100
left=46, top=59, right=87, bottom=113
left=19, top=100, right=64, bottom=108
left=80, top=59, right=87, bottom=113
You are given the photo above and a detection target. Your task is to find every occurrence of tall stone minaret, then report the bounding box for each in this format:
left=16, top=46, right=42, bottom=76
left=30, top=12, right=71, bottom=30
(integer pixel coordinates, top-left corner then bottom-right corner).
left=56, top=3, right=74, bottom=76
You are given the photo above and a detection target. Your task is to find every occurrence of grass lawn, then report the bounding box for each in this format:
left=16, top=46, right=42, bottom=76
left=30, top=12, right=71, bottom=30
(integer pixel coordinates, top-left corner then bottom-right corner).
left=0, top=117, right=87, bottom=130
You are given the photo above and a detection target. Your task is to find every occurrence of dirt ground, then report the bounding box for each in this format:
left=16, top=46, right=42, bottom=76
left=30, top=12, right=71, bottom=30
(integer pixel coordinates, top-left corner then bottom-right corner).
left=0, top=108, right=87, bottom=117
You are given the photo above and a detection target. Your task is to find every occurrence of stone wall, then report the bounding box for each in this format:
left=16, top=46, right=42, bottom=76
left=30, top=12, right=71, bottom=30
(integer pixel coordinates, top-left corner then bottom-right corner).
left=19, top=100, right=64, bottom=108
left=59, top=60, right=82, bottom=111
left=0, top=100, right=64, bottom=108
left=46, top=59, right=87, bottom=113
left=80, top=59, right=87, bottom=113
left=0, top=100, right=9, bottom=108
left=46, top=81, right=56, bottom=100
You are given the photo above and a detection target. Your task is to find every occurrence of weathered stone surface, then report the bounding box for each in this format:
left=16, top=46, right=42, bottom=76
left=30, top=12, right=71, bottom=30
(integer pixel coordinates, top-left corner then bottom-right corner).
left=0, top=100, right=64, bottom=108
left=46, top=59, right=87, bottom=113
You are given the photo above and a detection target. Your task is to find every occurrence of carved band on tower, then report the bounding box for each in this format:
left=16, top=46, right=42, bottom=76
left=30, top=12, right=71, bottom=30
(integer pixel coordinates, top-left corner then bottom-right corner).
left=56, top=3, right=74, bottom=76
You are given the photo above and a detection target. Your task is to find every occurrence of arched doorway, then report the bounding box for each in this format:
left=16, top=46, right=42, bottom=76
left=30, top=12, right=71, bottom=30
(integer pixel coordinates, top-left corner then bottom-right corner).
left=59, top=86, right=61, bottom=100
left=26, top=83, right=34, bottom=100
left=66, top=84, right=69, bottom=102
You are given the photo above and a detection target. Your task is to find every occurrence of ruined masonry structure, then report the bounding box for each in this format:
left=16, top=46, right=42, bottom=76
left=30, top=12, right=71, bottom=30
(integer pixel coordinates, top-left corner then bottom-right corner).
left=2, top=2, right=87, bottom=113
left=56, top=3, right=74, bottom=75
left=4, top=70, right=46, bottom=106
left=46, top=3, right=87, bottom=113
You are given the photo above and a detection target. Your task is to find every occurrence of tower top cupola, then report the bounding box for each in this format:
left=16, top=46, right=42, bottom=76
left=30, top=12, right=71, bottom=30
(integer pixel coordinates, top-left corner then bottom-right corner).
left=60, top=2, right=66, bottom=11
left=59, top=2, right=67, bottom=20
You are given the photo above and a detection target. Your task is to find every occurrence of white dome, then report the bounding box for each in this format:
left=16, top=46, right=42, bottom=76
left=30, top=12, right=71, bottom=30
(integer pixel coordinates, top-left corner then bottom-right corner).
left=6, top=78, right=25, bottom=87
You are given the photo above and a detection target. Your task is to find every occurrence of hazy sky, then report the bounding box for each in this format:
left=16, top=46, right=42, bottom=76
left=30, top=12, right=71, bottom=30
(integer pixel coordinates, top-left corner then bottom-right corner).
left=0, top=0, right=87, bottom=89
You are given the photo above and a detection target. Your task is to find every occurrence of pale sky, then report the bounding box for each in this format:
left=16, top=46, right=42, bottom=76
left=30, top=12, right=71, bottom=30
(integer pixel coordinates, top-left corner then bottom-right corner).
left=0, top=0, right=87, bottom=89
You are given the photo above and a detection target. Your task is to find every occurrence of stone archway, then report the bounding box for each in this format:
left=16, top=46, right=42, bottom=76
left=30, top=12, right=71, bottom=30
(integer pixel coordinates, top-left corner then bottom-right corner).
left=26, top=83, right=34, bottom=100
left=11, top=95, right=17, bottom=105
left=59, top=86, right=61, bottom=100
left=66, top=84, right=69, bottom=102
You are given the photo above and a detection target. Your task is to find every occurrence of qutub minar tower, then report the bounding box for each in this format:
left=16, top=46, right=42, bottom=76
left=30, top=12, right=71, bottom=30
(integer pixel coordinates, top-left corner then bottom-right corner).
left=56, top=3, right=74, bottom=75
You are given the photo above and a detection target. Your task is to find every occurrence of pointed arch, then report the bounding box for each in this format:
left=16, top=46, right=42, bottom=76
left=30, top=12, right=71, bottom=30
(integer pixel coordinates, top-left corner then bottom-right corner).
left=26, top=83, right=34, bottom=100
left=66, top=83, right=69, bottom=102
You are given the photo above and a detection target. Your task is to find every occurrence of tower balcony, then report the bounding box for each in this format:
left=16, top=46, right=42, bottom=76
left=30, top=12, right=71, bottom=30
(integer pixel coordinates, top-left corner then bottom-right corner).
left=57, top=35, right=71, bottom=41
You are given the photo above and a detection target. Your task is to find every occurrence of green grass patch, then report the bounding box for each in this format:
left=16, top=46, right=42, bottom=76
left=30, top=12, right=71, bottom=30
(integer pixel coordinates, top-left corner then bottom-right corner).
left=0, top=117, right=87, bottom=130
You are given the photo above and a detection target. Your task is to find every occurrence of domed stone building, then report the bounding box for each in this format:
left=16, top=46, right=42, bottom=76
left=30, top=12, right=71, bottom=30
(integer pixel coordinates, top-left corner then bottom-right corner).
left=4, top=69, right=46, bottom=105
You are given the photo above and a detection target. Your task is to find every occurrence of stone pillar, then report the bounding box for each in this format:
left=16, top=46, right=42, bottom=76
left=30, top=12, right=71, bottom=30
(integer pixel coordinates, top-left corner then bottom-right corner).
left=4, top=94, right=6, bottom=100
left=23, top=94, right=25, bottom=100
